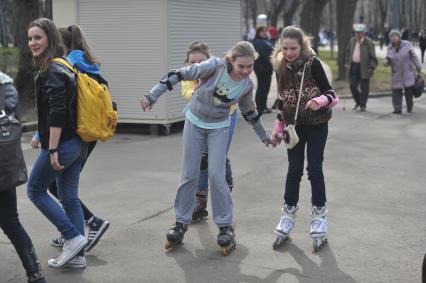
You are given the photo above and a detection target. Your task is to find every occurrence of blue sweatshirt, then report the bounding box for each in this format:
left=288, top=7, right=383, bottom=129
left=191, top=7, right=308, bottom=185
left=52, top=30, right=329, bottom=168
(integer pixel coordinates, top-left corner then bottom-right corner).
left=67, top=50, right=100, bottom=75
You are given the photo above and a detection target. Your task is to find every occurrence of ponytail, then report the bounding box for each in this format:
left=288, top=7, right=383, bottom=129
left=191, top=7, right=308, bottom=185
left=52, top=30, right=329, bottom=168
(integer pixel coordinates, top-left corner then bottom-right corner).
left=59, top=25, right=99, bottom=65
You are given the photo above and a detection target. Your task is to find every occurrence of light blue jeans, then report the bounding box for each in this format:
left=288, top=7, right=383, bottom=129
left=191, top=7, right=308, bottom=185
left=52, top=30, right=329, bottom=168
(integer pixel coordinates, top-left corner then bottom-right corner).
left=196, top=110, right=237, bottom=193
left=175, top=120, right=232, bottom=226
left=27, top=136, right=88, bottom=242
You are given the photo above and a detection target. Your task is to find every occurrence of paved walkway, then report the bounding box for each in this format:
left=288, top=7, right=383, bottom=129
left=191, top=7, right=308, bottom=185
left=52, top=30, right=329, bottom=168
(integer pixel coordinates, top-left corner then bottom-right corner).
left=2, top=94, right=426, bottom=282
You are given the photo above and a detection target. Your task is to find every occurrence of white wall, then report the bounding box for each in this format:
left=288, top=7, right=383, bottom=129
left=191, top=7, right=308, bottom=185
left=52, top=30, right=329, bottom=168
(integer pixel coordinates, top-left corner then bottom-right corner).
left=52, top=0, right=77, bottom=27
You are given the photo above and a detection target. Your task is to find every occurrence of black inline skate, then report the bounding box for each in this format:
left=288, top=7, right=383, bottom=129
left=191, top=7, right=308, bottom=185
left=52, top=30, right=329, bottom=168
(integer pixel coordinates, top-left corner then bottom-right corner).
left=192, top=193, right=208, bottom=223
left=217, top=225, right=236, bottom=256
left=165, top=222, right=188, bottom=250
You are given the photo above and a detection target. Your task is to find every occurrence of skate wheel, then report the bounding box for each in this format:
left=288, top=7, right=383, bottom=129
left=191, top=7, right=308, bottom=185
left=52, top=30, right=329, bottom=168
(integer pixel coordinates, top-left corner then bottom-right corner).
left=222, top=241, right=236, bottom=256
left=313, top=239, right=322, bottom=252
left=272, top=236, right=283, bottom=250
left=165, top=240, right=173, bottom=250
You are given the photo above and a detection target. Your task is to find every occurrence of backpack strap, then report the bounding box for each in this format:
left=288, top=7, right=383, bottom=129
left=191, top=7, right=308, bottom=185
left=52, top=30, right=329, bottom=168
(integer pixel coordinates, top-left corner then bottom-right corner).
left=52, top=58, right=77, bottom=74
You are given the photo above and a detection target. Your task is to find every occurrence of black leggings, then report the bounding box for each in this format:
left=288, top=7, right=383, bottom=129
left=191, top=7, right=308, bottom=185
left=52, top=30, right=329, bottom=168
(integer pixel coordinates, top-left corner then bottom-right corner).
left=0, top=188, right=44, bottom=281
left=48, top=141, right=97, bottom=221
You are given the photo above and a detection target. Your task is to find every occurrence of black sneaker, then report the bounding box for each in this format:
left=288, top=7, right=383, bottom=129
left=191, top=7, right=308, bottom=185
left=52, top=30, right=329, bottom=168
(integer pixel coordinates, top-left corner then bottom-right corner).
left=85, top=217, right=110, bottom=252
left=50, top=235, right=65, bottom=247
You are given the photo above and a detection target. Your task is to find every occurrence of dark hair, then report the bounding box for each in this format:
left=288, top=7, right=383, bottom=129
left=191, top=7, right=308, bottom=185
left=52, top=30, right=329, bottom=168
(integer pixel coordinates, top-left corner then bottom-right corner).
left=185, top=41, right=210, bottom=63
left=59, top=25, right=99, bottom=65
left=255, top=26, right=267, bottom=38
left=27, top=18, right=63, bottom=72
left=277, top=26, right=311, bottom=92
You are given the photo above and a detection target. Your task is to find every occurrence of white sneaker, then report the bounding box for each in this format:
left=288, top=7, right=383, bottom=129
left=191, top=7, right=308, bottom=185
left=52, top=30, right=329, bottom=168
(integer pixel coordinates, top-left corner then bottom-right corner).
left=310, top=206, right=327, bottom=239
left=48, top=235, right=87, bottom=268
left=48, top=256, right=86, bottom=269
left=275, top=204, right=298, bottom=236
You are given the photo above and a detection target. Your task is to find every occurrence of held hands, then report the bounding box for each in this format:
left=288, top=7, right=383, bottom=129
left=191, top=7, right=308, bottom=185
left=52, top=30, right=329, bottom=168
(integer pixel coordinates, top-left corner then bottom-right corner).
left=50, top=152, right=64, bottom=171
left=271, top=130, right=288, bottom=145
left=263, top=135, right=277, bottom=148
left=305, top=99, right=321, bottom=111
left=140, top=96, right=152, bottom=112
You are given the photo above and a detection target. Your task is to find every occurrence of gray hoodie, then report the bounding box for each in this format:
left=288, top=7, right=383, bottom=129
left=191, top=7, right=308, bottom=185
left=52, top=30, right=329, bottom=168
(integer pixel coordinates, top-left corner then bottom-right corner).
left=146, top=57, right=268, bottom=141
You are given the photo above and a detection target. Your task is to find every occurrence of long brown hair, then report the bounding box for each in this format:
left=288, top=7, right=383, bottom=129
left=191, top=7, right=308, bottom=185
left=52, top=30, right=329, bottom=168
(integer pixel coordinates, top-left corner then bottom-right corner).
left=27, top=18, right=63, bottom=72
left=59, top=25, right=99, bottom=65
left=277, top=26, right=311, bottom=92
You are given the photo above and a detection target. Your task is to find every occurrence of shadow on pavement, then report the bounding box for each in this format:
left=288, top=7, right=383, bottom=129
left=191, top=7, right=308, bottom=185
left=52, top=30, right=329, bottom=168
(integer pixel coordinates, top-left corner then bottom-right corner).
left=272, top=239, right=358, bottom=283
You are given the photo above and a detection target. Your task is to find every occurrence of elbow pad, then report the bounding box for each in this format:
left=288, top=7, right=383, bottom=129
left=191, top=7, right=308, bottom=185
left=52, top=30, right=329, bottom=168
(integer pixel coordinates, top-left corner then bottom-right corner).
left=242, top=110, right=261, bottom=125
left=159, top=70, right=184, bottom=91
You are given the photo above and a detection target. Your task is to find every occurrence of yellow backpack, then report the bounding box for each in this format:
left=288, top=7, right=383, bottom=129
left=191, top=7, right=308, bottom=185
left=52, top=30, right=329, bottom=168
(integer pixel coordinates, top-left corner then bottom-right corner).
left=53, top=58, right=118, bottom=142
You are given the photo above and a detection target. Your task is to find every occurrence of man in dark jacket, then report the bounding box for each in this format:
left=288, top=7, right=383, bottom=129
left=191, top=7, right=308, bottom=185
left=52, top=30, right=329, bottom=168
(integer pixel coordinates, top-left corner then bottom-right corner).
left=418, top=29, right=426, bottom=63
left=345, top=24, right=378, bottom=111
left=253, top=26, right=274, bottom=114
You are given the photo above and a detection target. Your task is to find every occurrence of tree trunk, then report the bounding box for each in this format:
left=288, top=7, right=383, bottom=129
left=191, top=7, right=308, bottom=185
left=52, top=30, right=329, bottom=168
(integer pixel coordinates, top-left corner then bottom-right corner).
left=283, top=0, right=301, bottom=26
left=0, top=0, right=7, bottom=47
left=336, top=0, right=358, bottom=80
left=15, top=0, right=40, bottom=107
left=269, top=0, right=287, bottom=27
left=300, top=0, right=329, bottom=53
left=250, top=0, right=257, bottom=28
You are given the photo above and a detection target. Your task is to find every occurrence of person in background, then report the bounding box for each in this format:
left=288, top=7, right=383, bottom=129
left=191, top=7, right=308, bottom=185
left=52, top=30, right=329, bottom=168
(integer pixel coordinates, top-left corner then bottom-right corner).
left=384, top=29, right=421, bottom=114
left=345, top=23, right=378, bottom=111
left=253, top=26, right=274, bottom=114
left=418, top=29, right=426, bottom=63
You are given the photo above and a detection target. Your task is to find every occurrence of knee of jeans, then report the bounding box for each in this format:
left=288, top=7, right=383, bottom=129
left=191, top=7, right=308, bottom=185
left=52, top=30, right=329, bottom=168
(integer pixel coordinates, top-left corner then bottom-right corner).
left=27, top=182, right=41, bottom=202
left=0, top=216, right=22, bottom=236
left=60, top=197, right=80, bottom=210
left=307, top=164, right=323, bottom=176
left=287, top=169, right=303, bottom=180
left=209, top=172, right=226, bottom=186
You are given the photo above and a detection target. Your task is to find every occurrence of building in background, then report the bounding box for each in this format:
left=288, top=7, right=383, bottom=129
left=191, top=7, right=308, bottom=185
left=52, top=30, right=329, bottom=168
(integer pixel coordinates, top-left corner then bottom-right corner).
left=53, top=0, right=242, bottom=130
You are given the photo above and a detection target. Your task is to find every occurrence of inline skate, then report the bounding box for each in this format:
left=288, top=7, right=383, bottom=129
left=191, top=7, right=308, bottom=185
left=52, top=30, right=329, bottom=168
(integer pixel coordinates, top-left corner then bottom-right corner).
left=165, top=222, right=188, bottom=250
left=217, top=225, right=236, bottom=256
left=273, top=204, right=298, bottom=249
left=192, top=192, right=208, bottom=223
left=310, top=206, right=328, bottom=252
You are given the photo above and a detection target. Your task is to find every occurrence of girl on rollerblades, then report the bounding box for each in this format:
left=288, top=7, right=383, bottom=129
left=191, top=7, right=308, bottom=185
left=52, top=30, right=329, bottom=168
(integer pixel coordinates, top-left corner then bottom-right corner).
left=270, top=26, right=338, bottom=252
left=181, top=41, right=237, bottom=223
left=141, top=41, right=275, bottom=255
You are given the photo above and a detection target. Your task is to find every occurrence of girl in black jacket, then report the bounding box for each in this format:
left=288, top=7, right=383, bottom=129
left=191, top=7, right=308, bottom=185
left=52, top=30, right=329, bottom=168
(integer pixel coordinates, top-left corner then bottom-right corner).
left=26, top=18, right=88, bottom=269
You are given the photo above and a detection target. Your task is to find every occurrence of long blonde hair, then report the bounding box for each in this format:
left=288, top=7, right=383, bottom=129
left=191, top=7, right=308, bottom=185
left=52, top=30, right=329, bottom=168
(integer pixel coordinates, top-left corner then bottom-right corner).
left=224, top=41, right=257, bottom=72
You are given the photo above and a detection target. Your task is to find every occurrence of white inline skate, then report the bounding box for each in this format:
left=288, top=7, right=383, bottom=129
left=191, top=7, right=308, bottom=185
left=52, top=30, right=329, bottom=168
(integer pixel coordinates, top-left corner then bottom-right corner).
left=273, top=204, right=298, bottom=249
left=310, top=206, right=328, bottom=252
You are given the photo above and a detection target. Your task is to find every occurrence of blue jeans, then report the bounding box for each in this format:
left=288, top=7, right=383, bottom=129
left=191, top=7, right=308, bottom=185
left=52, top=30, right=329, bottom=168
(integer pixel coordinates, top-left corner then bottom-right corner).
left=27, top=136, right=88, bottom=242
left=196, top=110, right=237, bottom=193
left=284, top=123, right=328, bottom=207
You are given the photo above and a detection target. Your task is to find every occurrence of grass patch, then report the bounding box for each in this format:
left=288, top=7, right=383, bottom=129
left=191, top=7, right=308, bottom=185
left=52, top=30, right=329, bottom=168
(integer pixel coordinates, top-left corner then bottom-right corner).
left=0, top=47, right=19, bottom=78
left=318, top=49, right=392, bottom=93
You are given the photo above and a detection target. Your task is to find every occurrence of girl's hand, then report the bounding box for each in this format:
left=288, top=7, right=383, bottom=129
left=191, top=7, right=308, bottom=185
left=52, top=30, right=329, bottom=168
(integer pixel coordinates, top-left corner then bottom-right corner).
left=140, top=96, right=152, bottom=112
left=31, top=137, right=40, bottom=149
left=305, top=100, right=321, bottom=111
left=263, top=136, right=277, bottom=148
left=50, top=152, right=64, bottom=171
left=271, top=130, right=283, bottom=145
